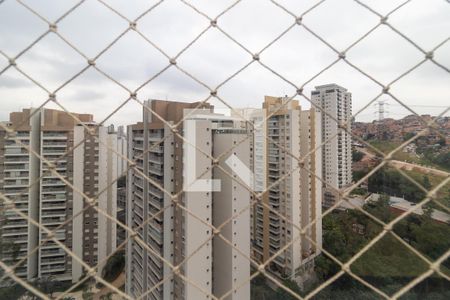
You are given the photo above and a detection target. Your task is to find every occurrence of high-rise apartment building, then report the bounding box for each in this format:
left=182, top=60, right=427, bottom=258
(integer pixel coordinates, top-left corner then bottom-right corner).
left=236, top=96, right=322, bottom=283
left=311, top=84, right=352, bottom=207
left=0, top=108, right=117, bottom=283
left=72, top=123, right=119, bottom=281
left=126, top=100, right=251, bottom=300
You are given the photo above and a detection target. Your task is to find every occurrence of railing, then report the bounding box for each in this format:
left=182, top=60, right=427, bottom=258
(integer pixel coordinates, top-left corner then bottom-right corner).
left=0, top=1, right=449, bottom=300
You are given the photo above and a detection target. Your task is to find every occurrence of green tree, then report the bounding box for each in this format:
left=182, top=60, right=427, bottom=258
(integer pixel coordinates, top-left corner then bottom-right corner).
left=422, top=175, right=431, bottom=190
left=368, top=167, right=425, bottom=202
left=276, top=279, right=302, bottom=299
left=100, top=292, right=114, bottom=300
left=82, top=286, right=94, bottom=300
left=102, top=251, right=125, bottom=282
left=36, top=275, right=58, bottom=298
left=352, top=149, right=364, bottom=162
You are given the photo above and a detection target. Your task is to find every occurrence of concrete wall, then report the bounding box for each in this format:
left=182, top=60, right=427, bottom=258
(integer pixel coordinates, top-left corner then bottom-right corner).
left=183, top=119, right=213, bottom=300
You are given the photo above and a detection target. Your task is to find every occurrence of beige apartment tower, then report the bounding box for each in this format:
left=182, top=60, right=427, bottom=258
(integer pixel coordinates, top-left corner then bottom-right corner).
left=237, top=96, right=322, bottom=282
left=0, top=108, right=118, bottom=283
left=126, top=100, right=251, bottom=300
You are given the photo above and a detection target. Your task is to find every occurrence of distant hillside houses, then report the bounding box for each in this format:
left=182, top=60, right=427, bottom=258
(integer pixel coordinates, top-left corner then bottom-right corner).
left=353, top=115, right=449, bottom=145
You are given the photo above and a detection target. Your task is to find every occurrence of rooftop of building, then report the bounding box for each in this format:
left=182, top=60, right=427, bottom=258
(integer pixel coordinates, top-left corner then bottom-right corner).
left=314, top=83, right=347, bottom=91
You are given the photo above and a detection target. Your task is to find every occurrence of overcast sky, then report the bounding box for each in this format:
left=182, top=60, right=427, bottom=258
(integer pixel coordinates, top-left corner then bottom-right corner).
left=0, top=0, right=449, bottom=127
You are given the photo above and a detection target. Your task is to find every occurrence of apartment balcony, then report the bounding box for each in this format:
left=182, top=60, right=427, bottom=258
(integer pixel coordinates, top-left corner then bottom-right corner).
left=268, top=150, right=280, bottom=156
left=148, top=186, right=164, bottom=199
left=149, top=164, right=163, bottom=176
left=134, top=243, right=144, bottom=258
left=40, top=233, right=66, bottom=242
left=41, top=210, right=66, bottom=218
left=4, top=141, right=29, bottom=148
left=1, top=234, right=28, bottom=242
left=149, top=196, right=163, bottom=210
left=134, top=177, right=144, bottom=189
left=4, top=165, right=29, bottom=172
left=272, top=255, right=285, bottom=267
left=8, top=198, right=29, bottom=205
left=269, top=213, right=280, bottom=222
left=134, top=134, right=144, bottom=141
left=2, top=236, right=28, bottom=243
left=42, top=133, right=67, bottom=139
left=148, top=132, right=164, bottom=141
left=4, top=150, right=29, bottom=156
left=41, top=217, right=65, bottom=225
left=40, top=244, right=60, bottom=250
left=3, top=157, right=29, bottom=163
left=7, top=133, right=30, bottom=139
left=42, top=149, right=67, bottom=155
left=148, top=207, right=163, bottom=223
left=134, top=190, right=144, bottom=202
left=131, top=256, right=144, bottom=274
left=6, top=203, right=28, bottom=210
left=42, top=172, right=67, bottom=178
left=42, top=166, right=67, bottom=172
left=40, top=256, right=66, bottom=265
left=42, top=141, right=67, bottom=147
left=3, top=195, right=28, bottom=203
left=43, top=155, right=67, bottom=163
left=40, top=265, right=66, bottom=273
left=148, top=154, right=163, bottom=164
left=2, top=253, right=28, bottom=262
left=268, top=166, right=279, bottom=172
left=269, top=244, right=281, bottom=252
left=41, top=187, right=66, bottom=194
left=269, top=234, right=281, bottom=243
left=41, top=203, right=66, bottom=210
left=148, top=270, right=163, bottom=291
left=42, top=195, right=66, bottom=201
left=3, top=182, right=29, bottom=188
left=3, top=220, right=27, bottom=227
left=4, top=175, right=29, bottom=181
left=41, top=180, right=65, bottom=187
left=147, top=275, right=163, bottom=295
left=269, top=201, right=280, bottom=210
left=40, top=249, right=65, bottom=257
left=149, top=146, right=164, bottom=154
left=149, top=220, right=162, bottom=233
left=148, top=255, right=163, bottom=274
left=133, top=142, right=144, bottom=151
left=133, top=206, right=144, bottom=219
left=148, top=238, right=163, bottom=254
left=148, top=227, right=163, bottom=245
left=4, top=209, right=27, bottom=217
left=268, top=173, right=279, bottom=179
left=131, top=263, right=144, bottom=282
left=268, top=157, right=279, bottom=163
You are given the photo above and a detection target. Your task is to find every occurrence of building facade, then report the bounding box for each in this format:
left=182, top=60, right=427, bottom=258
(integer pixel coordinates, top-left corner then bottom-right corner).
left=237, top=96, right=323, bottom=282
left=72, top=123, right=119, bottom=281
left=0, top=108, right=117, bottom=283
left=311, top=84, right=352, bottom=207
left=126, top=100, right=251, bottom=300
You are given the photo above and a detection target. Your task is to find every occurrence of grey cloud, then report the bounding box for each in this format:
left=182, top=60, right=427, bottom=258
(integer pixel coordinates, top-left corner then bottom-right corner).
left=0, top=0, right=449, bottom=124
